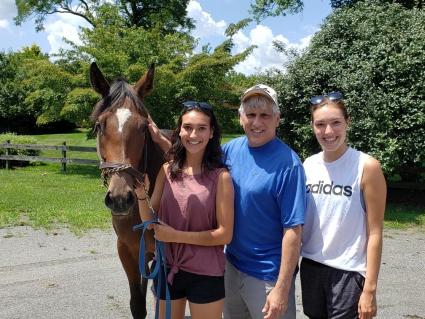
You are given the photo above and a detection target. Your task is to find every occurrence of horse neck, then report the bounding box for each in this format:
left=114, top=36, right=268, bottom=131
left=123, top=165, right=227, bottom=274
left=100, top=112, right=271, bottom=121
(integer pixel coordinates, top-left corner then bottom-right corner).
left=144, top=132, right=166, bottom=195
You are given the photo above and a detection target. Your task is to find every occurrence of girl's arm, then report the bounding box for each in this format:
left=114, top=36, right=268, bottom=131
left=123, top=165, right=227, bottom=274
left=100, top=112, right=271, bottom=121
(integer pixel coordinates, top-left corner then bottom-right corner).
left=358, top=156, right=386, bottom=319
left=136, top=163, right=167, bottom=222
left=153, top=169, right=234, bottom=246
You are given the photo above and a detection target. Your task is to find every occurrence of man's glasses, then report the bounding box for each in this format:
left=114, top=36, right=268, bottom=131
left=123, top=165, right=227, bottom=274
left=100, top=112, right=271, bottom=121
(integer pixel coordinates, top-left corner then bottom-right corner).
left=182, top=101, right=213, bottom=110
left=309, top=91, right=343, bottom=105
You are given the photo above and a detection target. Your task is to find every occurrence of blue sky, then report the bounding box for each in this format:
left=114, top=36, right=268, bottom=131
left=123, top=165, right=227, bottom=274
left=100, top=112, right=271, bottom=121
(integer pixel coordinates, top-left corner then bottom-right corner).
left=0, top=0, right=332, bottom=75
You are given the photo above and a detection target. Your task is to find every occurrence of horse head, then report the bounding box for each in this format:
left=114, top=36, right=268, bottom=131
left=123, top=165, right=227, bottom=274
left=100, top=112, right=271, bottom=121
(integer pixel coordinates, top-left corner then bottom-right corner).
left=89, top=62, right=155, bottom=216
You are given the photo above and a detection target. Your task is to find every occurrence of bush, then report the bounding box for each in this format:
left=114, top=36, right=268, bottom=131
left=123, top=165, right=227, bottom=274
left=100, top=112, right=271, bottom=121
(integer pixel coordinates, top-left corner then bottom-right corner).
left=271, top=2, right=425, bottom=180
left=0, top=133, right=40, bottom=168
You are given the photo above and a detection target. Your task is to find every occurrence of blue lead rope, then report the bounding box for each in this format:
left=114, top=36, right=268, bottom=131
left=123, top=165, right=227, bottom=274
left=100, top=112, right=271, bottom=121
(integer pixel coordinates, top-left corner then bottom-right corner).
left=133, top=220, right=171, bottom=319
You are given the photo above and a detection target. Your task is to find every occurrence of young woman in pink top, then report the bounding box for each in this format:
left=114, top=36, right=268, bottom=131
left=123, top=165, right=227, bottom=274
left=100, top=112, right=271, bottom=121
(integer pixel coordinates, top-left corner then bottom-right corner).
left=137, top=101, right=234, bottom=319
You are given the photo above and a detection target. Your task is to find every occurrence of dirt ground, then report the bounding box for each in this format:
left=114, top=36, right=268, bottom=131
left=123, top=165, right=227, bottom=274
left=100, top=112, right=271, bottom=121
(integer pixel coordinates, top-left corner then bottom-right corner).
left=0, top=226, right=424, bottom=319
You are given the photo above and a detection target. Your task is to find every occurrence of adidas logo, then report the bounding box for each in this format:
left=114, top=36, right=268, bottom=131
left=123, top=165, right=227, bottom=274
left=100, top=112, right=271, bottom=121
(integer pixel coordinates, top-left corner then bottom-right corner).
left=306, top=180, right=352, bottom=197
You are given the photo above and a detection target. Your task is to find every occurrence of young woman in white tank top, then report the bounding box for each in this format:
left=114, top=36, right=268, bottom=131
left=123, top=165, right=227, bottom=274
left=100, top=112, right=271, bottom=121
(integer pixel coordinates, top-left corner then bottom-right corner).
left=300, top=92, right=386, bottom=319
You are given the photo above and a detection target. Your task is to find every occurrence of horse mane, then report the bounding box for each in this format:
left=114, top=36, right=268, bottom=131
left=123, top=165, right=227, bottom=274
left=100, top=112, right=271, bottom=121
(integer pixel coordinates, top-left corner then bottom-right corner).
left=90, top=78, right=149, bottom=122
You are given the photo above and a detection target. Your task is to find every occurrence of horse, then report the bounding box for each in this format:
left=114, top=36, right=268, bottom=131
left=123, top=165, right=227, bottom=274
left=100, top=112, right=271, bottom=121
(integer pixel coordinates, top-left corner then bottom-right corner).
left=89, top=62, right=165, bottom=319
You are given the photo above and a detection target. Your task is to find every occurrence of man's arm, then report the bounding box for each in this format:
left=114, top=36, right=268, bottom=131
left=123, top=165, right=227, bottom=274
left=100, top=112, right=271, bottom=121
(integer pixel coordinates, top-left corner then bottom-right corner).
left=262, top=224, right=302, bottom=319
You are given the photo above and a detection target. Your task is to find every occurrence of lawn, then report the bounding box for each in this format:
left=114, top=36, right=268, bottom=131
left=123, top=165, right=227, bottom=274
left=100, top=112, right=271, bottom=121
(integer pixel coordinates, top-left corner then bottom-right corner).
left=1, top=131, right=424, bottom=232
left=33, top=129, right=98, bottom=160
left=0, top=164, right=109, bottom=233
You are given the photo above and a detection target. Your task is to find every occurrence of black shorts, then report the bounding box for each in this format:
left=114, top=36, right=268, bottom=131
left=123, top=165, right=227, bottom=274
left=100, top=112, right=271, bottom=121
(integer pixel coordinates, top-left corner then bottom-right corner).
left=300, top=257, right=365, bottom=319
left=153, top=267, right=225, bottom=304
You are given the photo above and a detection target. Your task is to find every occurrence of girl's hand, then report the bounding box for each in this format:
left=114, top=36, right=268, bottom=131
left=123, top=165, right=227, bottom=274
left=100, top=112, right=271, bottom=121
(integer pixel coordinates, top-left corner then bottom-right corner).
left=358, top=290, right=377, bottom=319
left=147, top=116, right=163, bottom=143
left=134, top=174, right=150, bottom=199
left=153, top=221, right=178, bottom=243
left=147, top=115, right=171, bottom=152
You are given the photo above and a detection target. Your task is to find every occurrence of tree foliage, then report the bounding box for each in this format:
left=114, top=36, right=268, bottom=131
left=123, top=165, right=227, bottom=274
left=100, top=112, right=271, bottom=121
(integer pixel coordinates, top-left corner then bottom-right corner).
left=250, top=0, right=303, bottom=21
left=5, top=0, right=255, bottom=133
left=270, top=2, right=425, bottom=178
left=330, top=0, right=424, bottom=8
left=65, top=10, right=254, bottom=131
left=1, top=46, right=70, bottom=132
left=250, top=0, right=423, bottom=18
left=14, top=0, right=193, bottom=33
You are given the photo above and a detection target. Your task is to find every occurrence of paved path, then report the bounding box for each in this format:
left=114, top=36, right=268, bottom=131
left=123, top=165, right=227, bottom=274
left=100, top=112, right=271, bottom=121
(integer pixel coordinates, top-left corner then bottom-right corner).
left=1, top=226, right=424, bottom=318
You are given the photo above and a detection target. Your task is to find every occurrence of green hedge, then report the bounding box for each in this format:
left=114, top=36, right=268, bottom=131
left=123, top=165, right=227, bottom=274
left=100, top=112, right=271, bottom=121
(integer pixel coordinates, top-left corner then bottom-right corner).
left=0, top=133, right=40, bottom=168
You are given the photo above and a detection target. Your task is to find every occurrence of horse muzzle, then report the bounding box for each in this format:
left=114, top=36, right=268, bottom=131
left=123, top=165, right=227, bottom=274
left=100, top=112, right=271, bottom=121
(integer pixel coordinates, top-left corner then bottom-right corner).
left=105, top=190, right=135, bottom=216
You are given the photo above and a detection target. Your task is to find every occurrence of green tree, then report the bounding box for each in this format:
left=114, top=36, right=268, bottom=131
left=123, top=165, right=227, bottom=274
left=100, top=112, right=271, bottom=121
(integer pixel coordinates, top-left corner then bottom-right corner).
left=64, top=11, right=254, bottom=131
left=0, top=51, right=28, bottom=132
left=15, top=0, right=193, bottom=33
left=330, top=0, right=423, bottom=9
left=250, top=0, right=303, bottom=21
left=0, top=45, right=83, bottom=132
left=11, top=3, right=255, bottom=133
left=250, top=0, right=423, bottom=19
left=270, top=2, right=425, bottom=179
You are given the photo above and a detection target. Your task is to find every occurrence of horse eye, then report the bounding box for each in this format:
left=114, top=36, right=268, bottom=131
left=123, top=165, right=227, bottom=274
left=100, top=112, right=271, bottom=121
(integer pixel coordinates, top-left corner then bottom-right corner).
left=94, top=121, right=106, bottom=135
left=93, top=122, right=101, bottom=134
left=139, top=122, right=148, bottom=133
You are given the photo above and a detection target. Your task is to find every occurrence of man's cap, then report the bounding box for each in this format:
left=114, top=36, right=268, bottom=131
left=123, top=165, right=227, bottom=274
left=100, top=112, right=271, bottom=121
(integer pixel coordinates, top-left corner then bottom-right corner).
left=241, top=84, right=278, bottom=106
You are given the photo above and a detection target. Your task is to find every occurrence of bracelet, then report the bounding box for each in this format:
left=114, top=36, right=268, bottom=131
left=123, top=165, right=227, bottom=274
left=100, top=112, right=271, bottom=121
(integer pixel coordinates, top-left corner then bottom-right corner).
left=137, top=196, right=146, bottom=201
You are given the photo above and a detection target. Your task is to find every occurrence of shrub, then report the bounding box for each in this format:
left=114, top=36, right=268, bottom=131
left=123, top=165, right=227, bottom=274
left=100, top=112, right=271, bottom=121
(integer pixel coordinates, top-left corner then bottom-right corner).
left=271, top=2, right=425, bottom=181
left=0, top=133, right=40, bottom=168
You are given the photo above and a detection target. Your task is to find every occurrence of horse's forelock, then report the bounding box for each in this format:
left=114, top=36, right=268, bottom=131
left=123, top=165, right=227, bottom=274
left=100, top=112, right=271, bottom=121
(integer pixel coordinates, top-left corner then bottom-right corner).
left=91, top=79, right=148, bottom=122
left=109, top=80, right=148, bottom=116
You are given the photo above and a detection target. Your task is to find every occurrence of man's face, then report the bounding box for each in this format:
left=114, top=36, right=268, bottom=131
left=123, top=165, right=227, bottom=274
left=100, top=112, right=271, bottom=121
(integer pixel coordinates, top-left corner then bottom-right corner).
left=239, top=104, right=280, bottom=147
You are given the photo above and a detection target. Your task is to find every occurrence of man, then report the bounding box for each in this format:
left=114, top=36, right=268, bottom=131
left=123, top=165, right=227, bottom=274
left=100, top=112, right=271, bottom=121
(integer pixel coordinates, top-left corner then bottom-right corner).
left=222, top=84, right=306, bottom=319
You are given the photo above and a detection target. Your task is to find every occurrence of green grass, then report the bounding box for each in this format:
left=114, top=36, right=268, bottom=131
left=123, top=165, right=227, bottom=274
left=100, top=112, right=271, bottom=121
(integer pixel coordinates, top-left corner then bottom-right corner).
left=33, top=128, right=94, bottom=146
left=222, top=133, right=242, bottom=144
left=33, top=129, right=98, bottom=160
left=384, top=204, right=425, bottom=230
left=1, top=131, right=424, bottom=233
left=0, top=163, right=110, bottom=233
left=0, top=130, right=242, bottom=233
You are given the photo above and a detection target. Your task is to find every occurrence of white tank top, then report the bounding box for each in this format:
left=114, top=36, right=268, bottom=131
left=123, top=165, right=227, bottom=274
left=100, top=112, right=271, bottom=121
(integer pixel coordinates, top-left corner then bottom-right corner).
left=301, top=147, right=369, bottom=276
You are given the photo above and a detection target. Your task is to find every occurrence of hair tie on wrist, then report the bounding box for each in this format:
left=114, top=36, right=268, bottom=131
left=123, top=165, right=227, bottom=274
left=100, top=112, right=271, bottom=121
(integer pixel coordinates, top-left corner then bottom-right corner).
left=137, top=196, right=146, bottom=201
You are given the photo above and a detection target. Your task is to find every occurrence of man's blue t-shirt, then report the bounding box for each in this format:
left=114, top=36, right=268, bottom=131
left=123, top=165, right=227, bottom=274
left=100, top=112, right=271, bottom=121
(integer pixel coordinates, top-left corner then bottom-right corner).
left=222, top=136, right=306, bottom=281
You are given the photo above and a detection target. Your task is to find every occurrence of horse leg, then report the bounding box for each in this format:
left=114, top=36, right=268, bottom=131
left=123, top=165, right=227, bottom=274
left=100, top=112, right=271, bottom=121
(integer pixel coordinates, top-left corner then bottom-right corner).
left=117, top=239, right=147, bottom=319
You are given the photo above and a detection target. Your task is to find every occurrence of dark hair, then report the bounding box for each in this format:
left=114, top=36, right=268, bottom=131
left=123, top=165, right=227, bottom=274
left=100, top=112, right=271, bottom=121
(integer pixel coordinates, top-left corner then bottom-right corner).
left=310, top=98, right=349, bottom=121
left=167, top=106, right=226, bottom=180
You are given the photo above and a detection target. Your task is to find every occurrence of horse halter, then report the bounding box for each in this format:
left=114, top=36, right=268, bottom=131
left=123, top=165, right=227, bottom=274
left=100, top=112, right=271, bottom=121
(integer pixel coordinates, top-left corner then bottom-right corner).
left=99, top=162, right=145, bottom=187
left=98, top=130, right=152, bottom=205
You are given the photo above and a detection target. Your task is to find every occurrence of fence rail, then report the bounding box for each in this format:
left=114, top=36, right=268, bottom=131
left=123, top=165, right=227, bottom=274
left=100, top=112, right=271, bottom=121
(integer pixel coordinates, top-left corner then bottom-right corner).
left=0, top=140, right=98, bottom=172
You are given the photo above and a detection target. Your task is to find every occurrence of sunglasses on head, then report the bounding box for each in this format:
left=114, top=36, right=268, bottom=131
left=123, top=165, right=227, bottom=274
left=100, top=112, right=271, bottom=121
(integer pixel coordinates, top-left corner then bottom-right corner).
left=182, top=101, right=213, bottom=111
left=309, top=91, right=343, bottom=105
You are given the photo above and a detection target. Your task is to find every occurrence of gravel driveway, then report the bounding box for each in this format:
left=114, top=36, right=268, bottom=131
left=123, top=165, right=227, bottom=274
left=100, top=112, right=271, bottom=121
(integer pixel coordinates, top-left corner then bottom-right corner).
left=1, top=226, right=424, bottom=319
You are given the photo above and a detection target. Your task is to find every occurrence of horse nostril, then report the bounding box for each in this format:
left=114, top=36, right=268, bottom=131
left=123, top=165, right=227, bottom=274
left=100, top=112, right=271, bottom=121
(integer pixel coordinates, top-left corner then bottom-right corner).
left=105, top=191, right=114, bottom=209
left=126, top=191, right=135, bottom=207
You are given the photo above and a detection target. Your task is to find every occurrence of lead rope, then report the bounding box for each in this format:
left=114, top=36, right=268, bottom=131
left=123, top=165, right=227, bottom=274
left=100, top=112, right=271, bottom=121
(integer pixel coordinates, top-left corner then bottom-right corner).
left=132, top=179, right=171, bottom=319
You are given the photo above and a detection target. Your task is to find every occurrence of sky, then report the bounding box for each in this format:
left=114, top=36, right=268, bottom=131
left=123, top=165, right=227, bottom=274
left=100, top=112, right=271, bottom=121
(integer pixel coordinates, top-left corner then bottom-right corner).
left=0, top=0, right=332, bottom=75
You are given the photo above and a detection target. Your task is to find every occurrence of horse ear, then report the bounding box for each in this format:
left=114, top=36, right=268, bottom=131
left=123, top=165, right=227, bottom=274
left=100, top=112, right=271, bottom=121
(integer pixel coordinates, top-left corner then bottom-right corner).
left=134, top=63, right=155, bottom=98
left=90, top=62, right=110, bottom=98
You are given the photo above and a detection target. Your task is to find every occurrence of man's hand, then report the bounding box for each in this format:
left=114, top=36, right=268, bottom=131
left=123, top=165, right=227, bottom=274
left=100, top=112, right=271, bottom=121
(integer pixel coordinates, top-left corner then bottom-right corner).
left=262, top=286, right=288, bottom=319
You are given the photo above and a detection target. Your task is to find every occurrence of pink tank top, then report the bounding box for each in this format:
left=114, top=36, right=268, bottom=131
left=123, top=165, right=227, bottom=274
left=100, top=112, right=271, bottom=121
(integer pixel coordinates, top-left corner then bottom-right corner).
left=159, top=167, right=226, bottom=283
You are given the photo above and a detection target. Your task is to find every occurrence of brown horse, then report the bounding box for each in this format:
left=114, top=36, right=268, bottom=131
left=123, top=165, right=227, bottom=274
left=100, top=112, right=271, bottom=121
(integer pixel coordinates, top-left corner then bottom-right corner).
left=89, top=62, right=165, bottom=319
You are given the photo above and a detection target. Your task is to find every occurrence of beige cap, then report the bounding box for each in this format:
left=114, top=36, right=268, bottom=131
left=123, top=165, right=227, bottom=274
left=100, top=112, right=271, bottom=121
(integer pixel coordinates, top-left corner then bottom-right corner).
left=241, top=84, right=278, bottom=106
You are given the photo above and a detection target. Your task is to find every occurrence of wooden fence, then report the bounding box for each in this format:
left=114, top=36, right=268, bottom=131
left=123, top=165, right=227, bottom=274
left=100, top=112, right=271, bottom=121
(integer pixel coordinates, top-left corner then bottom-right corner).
left=0, top=140, right=98, bottom=172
